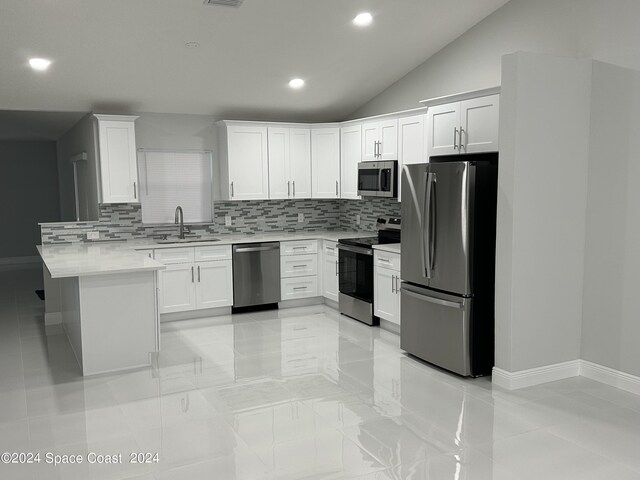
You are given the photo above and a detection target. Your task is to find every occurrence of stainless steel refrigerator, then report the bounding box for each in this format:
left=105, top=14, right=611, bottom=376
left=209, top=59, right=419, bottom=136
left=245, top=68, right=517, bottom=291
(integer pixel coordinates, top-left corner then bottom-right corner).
left=400, top=152, right=498, bottom=377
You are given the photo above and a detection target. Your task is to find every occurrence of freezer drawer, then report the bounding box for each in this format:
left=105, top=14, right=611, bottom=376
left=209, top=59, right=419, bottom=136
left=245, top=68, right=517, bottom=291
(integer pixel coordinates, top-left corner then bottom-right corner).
left=400, top=284, right=472, bottom=376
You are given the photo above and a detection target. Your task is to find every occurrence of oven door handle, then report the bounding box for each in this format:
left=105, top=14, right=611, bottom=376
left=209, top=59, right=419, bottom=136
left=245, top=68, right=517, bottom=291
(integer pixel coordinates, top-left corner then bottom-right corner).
left=337, top=244, right=373, bottom=256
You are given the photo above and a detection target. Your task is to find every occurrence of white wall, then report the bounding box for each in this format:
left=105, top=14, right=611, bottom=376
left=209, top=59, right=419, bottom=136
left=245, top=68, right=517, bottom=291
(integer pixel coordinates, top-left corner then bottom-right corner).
left=0, top=141, right=60, bottom=259
left=134, top=113, right=221, bottom=200
left=349, top=0, right=640, bottom=119
left=495, top=52, right=592, bottom=372
left=56, top=114, right=99, bottom=221
left=55, top=112, right=221, bottom=221
left=581, top=62, right=640, bottom=377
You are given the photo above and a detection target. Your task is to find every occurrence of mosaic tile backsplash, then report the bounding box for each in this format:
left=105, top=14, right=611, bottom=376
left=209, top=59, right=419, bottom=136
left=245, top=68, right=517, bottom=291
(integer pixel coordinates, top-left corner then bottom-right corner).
left=40, top=197, right=401, bottom=244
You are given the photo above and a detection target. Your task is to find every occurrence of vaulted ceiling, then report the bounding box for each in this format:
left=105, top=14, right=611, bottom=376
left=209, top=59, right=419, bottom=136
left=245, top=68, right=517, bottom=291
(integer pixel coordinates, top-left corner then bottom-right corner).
left=0, top=0, right=509, bottom=126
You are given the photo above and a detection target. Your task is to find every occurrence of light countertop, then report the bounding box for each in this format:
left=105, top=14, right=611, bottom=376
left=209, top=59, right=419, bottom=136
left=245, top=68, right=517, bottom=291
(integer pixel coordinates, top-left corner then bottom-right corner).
left=373, top=243, right=401, bottom=255
left=38, top=230, right=365, bottom=278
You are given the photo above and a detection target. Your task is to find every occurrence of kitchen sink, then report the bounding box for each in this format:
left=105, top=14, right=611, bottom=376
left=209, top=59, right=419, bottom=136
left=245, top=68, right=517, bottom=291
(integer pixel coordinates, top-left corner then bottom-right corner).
left=155, top=238, right=220, bottom=244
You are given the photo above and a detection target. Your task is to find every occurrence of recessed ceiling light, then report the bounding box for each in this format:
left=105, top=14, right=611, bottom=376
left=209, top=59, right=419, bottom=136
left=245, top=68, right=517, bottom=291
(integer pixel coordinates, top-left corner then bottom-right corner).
left=289, top=78, right=305, bottom=89
left=185, top=42, right=200, bottom=49
left=28, top=58, right=51, bottom=71
left=353, top=12, right=373, bottom=27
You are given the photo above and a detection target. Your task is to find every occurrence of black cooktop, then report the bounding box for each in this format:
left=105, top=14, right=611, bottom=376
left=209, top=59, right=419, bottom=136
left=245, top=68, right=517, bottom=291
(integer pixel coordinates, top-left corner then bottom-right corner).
left=338, top=216, right=401, bottom=248
left=339, top=236, right=382, bottom=248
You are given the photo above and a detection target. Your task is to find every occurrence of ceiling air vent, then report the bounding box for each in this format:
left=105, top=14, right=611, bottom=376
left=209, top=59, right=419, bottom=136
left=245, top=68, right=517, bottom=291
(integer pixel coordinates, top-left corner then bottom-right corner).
left=204, top=0, right=243, bottom=7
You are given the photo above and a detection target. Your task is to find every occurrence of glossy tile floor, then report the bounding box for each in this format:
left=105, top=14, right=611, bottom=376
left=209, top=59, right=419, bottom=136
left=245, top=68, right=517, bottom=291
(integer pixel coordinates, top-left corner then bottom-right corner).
left=2, top=269, right=640, bottom=479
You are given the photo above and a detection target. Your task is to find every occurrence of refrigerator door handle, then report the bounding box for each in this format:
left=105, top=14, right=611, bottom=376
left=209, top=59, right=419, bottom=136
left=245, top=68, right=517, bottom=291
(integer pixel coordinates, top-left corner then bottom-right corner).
left=423, top=171, right=435, bottom=278
left=401, top=287, right=463, bottom=309
left=429, top=174, right=437, bottom=273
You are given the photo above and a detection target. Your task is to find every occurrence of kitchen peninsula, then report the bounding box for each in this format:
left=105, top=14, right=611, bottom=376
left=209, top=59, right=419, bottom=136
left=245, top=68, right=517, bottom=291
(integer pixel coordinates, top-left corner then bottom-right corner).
left=38, top=242, right=165, bottom=376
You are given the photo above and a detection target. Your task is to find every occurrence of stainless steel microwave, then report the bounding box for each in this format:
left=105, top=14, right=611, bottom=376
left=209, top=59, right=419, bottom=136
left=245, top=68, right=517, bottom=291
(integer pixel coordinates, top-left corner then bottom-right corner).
left=357, top=161, right=397, bottom=198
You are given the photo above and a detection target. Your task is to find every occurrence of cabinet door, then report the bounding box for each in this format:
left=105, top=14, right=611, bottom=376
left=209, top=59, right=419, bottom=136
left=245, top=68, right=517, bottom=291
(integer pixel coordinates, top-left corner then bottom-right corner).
left=378, top=119, right=398, bottom=160
left=374, top=267, right=399, bottom=324
left=460, top=94, right=500, bottom=153
left=398, top=115, right=426, bottom=166
left=268, top=127, right=291, bottom=200
left=361, top=122, right=379, bottom=161
left=289, top=128, right=312, bottom=199
left=322, top=244, right=339, bottom=302
left=158, top=264, right=196, bottom=314
left=196, top=260, right=233, bottom=309
left=95, top=116, right=139, bottom=204
left=340, top=124, right=362, bottom=199
left=311, top=127, right=340, bottom=199
left=426, top=103, right=461, bottom=157
left=227, top=125, right=269, bottom=200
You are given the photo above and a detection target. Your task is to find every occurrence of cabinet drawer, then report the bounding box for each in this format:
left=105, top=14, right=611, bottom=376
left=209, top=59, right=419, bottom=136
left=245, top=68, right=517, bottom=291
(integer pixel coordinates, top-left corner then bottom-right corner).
left=154, top=247, right=195, bottom=265
left=281, top=240, right=318, bottom=255
left=322, top=241, right=338, bottom=258
left=194, top=245, right=232, bottom=262
left=374, top=250, right=400, bottom=271
left=281, top=276, right=318, bottom=300
left=280, top=254, right=318, bottom=278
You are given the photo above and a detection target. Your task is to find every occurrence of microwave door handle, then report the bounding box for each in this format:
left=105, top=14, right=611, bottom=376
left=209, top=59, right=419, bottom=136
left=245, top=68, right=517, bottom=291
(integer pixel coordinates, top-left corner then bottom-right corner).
left=378, top=169, right=383, bottom=193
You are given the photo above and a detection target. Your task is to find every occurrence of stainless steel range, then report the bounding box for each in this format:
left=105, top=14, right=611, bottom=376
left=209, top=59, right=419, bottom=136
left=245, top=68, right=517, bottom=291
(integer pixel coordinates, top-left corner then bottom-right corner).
left=338, top=216, right=401, bottom=325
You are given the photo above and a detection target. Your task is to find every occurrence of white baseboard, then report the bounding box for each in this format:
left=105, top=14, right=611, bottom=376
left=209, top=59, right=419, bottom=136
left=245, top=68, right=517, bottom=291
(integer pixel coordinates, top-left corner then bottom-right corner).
left=492, top=360, right=581, bottom=390
left=493, top=359, right=640, bottom=396
left=581, top=360, right=640, bottom=396
left=44, top=312, right=62, bottom=326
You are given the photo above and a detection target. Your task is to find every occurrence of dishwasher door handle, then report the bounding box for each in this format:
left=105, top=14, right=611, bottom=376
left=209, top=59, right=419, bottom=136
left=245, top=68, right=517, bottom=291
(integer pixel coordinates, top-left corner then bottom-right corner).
left=234, top=245, right=280, bottom=253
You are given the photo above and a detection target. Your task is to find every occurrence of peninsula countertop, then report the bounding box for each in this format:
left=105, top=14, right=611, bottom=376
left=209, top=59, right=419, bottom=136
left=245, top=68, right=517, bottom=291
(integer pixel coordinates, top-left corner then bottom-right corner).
left=38, top=230, right=366, bottom=278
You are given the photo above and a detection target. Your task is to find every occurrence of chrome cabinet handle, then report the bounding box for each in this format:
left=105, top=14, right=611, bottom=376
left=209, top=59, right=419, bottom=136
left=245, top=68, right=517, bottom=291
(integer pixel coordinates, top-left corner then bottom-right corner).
left=292, top=264, right=308, bottom=268
left=293, top=181, right=296, bottom=197
left=293, top=286, right=307, bottom=291
left=335, top=180, right=339, bottom=197
left=453, top=127, right=458, bottom=150
left=288, top=181, right=291, bottom=197
left=197, top=265, right=201, bottom=282
left=230, top=182, right=234, bottom=198
left=191, top=266, right=194, bottom=283
left=391, top=274, right=395, bottom=293
left=459, top=127, right=465, bottom=150
left=335, top=260, right=338, bottom=275
left=133, top=182, right=137, bottom=199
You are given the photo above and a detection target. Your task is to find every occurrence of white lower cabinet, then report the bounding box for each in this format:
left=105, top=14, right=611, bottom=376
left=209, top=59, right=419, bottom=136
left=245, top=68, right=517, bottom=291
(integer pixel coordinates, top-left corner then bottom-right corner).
left=195, top=260, right=233, bottom=309
left=281, top=276, right=318, bottom=301
left=158, top=264, right=197, bottom=314
left=280, top=240, right=319, bottom=300
left=156, top=246, right=233, bottom=314
left=373, top=250, right=400, bottom=325
left=321, top=241, right=339, bottom=302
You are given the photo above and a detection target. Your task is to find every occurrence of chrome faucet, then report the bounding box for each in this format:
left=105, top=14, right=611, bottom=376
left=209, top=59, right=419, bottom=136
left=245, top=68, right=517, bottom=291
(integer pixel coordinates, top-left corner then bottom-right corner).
left=174, top=206, right=190, bottom=239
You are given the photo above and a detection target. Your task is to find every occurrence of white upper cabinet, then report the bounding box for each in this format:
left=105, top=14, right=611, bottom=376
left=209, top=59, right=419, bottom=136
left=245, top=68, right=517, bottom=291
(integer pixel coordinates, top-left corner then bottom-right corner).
left=311, top=126, right=341, bottom=199
left=289, top=127, right=312, bottom=199
left=426, top=94, right=499, bottom=157
left=340, top=124, right=361, bottom=200
left=268, top=127, right=312, bottom=200
left=362, top=119, right=398, bottom=161
left=398, top=114, right=426, bottom=166
left=460, top=95, right=500, bottom=153
left=219, top=122, right=269, bottom=200
left=267, top=127, right=291, bottom=200
left=94, top=114, right=139, bottom=204
left=426, top=103, right=461, bottom=156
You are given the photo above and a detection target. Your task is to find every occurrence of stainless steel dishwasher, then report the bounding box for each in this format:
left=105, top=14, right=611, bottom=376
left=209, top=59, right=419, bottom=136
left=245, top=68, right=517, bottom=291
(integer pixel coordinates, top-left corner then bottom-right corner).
left=232, top=242, right=281, bottom=308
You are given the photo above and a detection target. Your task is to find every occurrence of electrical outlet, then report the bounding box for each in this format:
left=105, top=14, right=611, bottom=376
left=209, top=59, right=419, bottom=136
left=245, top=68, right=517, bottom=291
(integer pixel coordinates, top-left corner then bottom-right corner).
left=356, top=215, right=361, bottom=226
left=86, top=231, right=99, bottom=240
left=298, top=213, right=304, bottom=223
left=225, top=215, right=232, bottom=227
